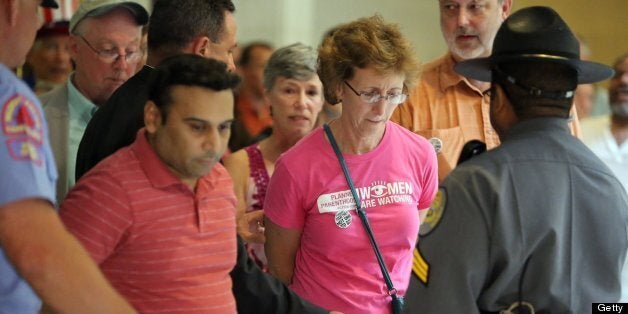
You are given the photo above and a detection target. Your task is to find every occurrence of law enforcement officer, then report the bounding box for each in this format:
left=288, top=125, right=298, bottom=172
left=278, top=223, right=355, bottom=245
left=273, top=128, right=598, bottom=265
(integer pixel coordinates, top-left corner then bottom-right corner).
left=406, top=6, right=628, bottom=313
left=0, top=0, right=134, bottom=312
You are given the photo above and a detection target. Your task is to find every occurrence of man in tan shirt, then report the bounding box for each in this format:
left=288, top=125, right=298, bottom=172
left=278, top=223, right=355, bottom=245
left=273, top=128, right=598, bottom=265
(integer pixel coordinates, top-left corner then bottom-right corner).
left=392, top=0, right=580, bottom=181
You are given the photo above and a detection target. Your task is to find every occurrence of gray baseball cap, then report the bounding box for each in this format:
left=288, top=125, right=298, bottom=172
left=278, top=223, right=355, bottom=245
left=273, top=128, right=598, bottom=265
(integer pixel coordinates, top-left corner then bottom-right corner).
left=70, top=0, right=150, bottom=33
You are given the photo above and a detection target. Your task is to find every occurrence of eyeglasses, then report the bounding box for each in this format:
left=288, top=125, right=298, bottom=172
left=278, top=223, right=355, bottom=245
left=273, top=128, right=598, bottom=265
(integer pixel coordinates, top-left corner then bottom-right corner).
left=78, top=35, right=142, bottom=64
left=344, top=81, right=407, bottom=105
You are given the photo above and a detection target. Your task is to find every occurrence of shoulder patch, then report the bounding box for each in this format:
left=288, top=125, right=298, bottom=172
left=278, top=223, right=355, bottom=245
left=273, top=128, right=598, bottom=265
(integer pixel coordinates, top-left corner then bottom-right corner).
left=414, top=187, right=447, bottom=284
left=2, top=94, right=43, bottom=141
left=419, top=187, right=446, bottom=237
left=2, top=94, right=45, bottom=165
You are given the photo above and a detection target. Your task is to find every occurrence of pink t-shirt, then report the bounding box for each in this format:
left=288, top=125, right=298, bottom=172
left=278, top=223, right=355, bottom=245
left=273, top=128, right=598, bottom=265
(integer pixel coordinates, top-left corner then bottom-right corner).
left=265, top=121, right=438, bottom=314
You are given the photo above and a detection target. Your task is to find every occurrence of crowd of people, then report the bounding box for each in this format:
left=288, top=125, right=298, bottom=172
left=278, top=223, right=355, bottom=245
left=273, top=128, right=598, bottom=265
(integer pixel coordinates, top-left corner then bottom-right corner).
left=1, top=0, right=627, bottom=313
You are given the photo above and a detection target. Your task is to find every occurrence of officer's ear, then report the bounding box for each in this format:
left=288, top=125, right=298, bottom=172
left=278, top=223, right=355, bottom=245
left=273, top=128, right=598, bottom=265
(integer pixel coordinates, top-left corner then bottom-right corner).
left=489, top=84, right=518, bottom=138
left=144, top=100, right=162, bottom=134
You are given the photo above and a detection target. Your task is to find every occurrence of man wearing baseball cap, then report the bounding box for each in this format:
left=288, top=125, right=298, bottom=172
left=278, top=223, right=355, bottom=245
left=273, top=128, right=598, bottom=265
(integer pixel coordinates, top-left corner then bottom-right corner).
left=41, top=0, right=149, bottom=204
left=68, top=0, right=149, bottom=34
left=407, top=6, right=628, bottom=313
left=0, top=0, right=135, bottom=313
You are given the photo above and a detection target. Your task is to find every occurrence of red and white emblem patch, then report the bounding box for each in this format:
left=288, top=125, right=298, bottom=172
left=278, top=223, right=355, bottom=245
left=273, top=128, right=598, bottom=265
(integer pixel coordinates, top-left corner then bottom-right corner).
left=2, top=94, right=44, bottom=165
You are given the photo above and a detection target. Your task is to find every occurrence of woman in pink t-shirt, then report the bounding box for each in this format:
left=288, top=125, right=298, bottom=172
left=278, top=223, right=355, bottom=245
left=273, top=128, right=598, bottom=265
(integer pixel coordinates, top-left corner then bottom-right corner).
left=264, top=15, right=439, bottom=314
left=223, top=43, right=324, bottom=271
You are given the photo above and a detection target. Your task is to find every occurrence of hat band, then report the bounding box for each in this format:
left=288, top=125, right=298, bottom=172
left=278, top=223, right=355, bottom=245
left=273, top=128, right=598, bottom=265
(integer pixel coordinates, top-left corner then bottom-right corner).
left=493, top=66, right=575, bottom=100
left=500, top=53, right=577, bottom=62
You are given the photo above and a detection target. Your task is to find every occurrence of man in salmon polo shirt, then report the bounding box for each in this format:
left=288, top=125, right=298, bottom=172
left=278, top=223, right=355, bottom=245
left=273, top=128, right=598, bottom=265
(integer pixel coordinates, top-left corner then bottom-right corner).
left=59, top=55, right=242, bottom=313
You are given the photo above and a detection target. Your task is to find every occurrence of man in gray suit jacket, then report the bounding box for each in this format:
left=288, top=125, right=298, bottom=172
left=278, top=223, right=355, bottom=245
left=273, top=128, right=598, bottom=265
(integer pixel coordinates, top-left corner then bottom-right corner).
left=41, top=0, right=149, bottom=204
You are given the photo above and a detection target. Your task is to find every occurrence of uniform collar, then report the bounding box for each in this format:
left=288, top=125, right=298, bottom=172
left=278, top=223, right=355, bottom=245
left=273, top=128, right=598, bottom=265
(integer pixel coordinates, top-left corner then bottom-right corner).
left=503, top=117, right=571, bottom=142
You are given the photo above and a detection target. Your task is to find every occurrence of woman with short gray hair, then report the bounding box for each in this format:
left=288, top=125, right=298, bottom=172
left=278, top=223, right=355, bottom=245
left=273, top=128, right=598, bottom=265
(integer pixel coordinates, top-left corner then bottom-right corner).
left=223, top=43, right=324, bottom=271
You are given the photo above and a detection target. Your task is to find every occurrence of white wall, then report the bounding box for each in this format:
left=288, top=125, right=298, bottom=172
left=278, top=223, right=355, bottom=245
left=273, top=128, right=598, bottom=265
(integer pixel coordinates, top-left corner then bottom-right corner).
left=232, top=0, right=628, bottom=68
left=233, top=0, right=447, bottom=63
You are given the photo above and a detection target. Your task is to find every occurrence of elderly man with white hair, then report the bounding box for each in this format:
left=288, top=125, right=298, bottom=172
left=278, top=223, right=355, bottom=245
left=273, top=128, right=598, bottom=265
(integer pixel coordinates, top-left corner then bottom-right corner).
left=41, top=0, right=149, bottom=204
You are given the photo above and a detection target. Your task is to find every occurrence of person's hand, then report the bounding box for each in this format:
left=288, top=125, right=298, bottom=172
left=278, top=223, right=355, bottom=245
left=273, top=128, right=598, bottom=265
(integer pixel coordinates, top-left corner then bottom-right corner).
left=237, top=210, right=266, bottom=244
left=329, top=311, right=344, bottom=314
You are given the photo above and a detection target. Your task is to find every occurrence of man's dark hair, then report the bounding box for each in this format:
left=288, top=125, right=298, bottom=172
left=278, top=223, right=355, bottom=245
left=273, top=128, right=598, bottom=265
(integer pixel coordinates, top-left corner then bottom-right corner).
left=238, top=41, right=273, bottom=67
left=492, top=61, right=578, bottom=119
left=148, top=54, right=241, bottom=121
left=148, top=0, right=235, bottom=57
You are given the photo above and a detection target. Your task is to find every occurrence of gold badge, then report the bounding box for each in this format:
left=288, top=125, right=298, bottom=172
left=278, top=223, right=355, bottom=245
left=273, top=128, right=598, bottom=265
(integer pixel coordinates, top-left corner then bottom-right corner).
left=419, top=187, right=446, bottom=237
left=413, top=188, right=446, bottom=285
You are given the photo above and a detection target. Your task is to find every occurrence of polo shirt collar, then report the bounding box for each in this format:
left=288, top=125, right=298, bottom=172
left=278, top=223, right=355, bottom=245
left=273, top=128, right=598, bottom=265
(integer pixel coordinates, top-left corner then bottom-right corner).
left=131, top=128, right=182, bottom=189
left=439, top=52, right=484, bottom=95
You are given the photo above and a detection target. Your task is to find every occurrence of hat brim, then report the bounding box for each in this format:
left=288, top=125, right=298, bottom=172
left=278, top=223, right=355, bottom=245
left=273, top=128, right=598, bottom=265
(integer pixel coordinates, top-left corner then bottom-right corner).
left=86, top=3, right=149, bottom=25
left=455, top=54, right=614, bottom=84
left=70, top=2, right=150, bottom=33
left=41, top=0, right=58, bottom=8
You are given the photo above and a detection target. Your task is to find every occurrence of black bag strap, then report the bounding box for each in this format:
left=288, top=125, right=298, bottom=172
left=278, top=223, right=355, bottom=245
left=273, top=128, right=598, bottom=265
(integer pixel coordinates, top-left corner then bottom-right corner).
left=323, top=123, right=400, bottom=298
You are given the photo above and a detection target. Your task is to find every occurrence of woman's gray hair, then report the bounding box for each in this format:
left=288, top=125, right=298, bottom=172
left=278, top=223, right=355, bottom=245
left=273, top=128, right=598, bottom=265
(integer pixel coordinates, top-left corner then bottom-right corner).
left=263, top=43, right=318, bottom=91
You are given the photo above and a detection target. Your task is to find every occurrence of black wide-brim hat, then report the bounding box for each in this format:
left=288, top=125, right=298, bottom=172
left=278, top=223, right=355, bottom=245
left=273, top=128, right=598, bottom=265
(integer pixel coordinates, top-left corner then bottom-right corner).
left=455, top=6, right=613, bottom=84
